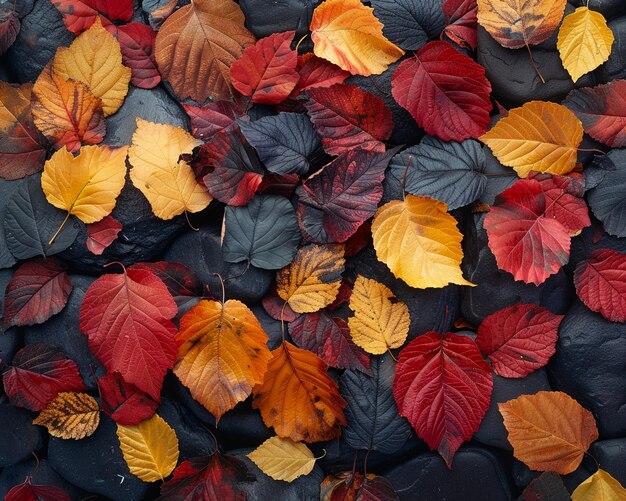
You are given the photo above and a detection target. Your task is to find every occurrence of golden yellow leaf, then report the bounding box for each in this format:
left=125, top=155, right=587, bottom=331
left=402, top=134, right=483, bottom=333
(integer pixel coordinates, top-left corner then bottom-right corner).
left=480, top=101, right=584, bottom=178
left=572, top=469, right=626, bottom=501
left=33, top=392, right=100, bottom=440
left=117, top=414, right=179, bottom=482
left=371, top=195, right=473, bottom=289
left=174, top=299, right=271, bottom=423
left=557, top=7, right=614, bottom=83
left=276, top=243, right=345, bottom=313
left=128, top=118, right=212, bottom=221
left=52, top=18, right=130, bottom=116
left=247, top=436, right=317, bottom=482
left=499, top=391, right=599, bottom=474
left=310, top=0, right=404, bottom=76
left=347, top=275, right=409, bottom=355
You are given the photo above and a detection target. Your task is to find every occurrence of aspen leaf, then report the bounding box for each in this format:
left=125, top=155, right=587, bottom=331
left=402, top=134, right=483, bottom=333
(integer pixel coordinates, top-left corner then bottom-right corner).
left=52, top=18, right=131, bottom=116
left=33, top=392, right=100, bottom=440
left=499, top=391, right=599, bottom=474
left=128, top=118, right=212, bottom=221
left=371, top=195, right=473, bottom=289
left=347, top=275, right=410, bottom=355
left=557, top=7, right=614, bottom=83
left=276, top=243, right=345, bottom=313
left=480, top=101, right=584, bottom=178
left=310, top=0, right=404, bottom=76
left=572, top=469, right=626, bottom=501
left=117, top=414, right=179, bottom=482
left=247, top=436, right=317, bottom=482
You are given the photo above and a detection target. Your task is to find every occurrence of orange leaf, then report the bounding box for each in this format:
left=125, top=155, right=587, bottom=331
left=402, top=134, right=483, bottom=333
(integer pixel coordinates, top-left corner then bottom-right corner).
left=252, top=341, right=347, bottom=442
left=33, top=391, right=100, bottom=440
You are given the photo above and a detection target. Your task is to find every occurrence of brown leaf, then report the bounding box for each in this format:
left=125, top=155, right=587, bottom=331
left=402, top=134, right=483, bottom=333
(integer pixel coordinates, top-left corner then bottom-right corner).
left=33, top=391, right=100, bottom=440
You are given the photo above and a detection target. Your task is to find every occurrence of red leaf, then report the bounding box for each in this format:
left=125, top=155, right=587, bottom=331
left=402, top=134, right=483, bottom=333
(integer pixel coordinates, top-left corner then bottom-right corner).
left=2, top=343, right=86, bottom=411
left=327, top=278, right=352, bottom=310
left=574, top=248, right=626, bottom=323
left=6, top=478, right=70, bottom=501
left=303, top=83, right=393, bottom=156
left=86, top=215, right=122, bottom=255
left=3, top=258, right=72, bottom=328
left=290, top=53, right=350, bottom=97
left=117, top=23, right=161, bottom=89
left=97, top=371, right=159, bottom=425
left=230, top=31, right=299, bottom=105
left=52, top=0, right=133, bottom=35
left=393, top=331, right=492, bottom=467
left=344, top=220, right=372, bottom=257
left=442, top=0, right=478, bottom=50
left=257, top=172, right=300, bottom=198
left=261, top=287, right=299, bottom=322
left=289, top=311, right=370, bottom=374
left=130, top=261, right=203, bottom=309
left=183, top=101, right=244, bottom=141
left=79, top=266, right=178, bottom=400
left=475, top=304, right=563, bottom=378
left=0, top=8, right=19, bottom=56
left=391, top=41, right=491, bottom=142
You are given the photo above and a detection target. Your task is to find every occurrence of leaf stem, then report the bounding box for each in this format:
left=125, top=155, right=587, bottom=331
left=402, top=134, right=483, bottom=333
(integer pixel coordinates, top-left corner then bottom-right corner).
left=525, top=43, right=546, bottom=84
left=280, top=301, right=288, bottom=342
left=578, top=148, right=606, bottom=155
left=184, top=210, right=199, bottom=231
left=401, top=154, right=412, bottom=201
left=295, top=33, right=308, bottom=52
left=48, top=212, right=71, bottom=246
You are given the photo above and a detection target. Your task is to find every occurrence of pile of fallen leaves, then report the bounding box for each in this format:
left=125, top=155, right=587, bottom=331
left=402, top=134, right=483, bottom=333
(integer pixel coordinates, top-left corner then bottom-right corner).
left=1, top=0, right=626, bottom=499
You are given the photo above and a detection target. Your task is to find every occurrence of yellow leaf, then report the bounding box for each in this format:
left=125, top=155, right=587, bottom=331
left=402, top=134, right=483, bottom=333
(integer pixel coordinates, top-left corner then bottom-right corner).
left=371, top=195, right=473, bottom=289
left=348, top=275, right=409, bottom=355
left=174, top=299, right=271, bottom=423
left=557, top=7, right=614, bottom=83
left=310, top=0, right=404, bottom=76
left=276, top=243, right=345, bottom=313
left=33, top=392, right=100, bottom=440
left=128, top=118, right=212, bottom=221
left=117, top=414, right=179, bottom=482
left=52, top=18, right=130, bottom=116
left=480, top=100, right=584, bottom=178
left=572, top=469, right=626, bottom=501
left=247, top=436, right=317, bottom=482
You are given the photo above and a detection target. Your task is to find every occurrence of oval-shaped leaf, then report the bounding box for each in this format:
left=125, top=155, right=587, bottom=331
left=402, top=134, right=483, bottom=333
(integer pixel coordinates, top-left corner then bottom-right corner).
left=33, top=391, right=100, bottom=440
left=247, top=436, right=316, bottom=482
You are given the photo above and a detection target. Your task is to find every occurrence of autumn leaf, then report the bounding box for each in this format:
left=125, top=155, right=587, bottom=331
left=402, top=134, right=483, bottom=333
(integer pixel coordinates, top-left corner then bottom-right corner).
left=174, top=299, right=271, bottom=422
left=117, top=413, right=179, bottom=482
left=442, top=0, right=478, bottom=50
left=480, top=101, right=584, bottom=178
left=183, top=100, right=244, bottom=141
left=557, top=7, right=614, bottom=83
left=321, top=472, right=398, bottom=501
left=155, top=0, right=255, bottom=102
left=572, top=469, right=626, bottom=501
left=252, top=341, right=347, bottom=442
left=276, top=243, right=345, bottom=313
left=86, top=215, right=122, bottom=255
left=33, top=391, right=100, bottom=440
left=347, top=275, right=409, bottom=355
left=130, top=261, right=203, bottom=310
left=248, top=436, right=317, bottom=482
left=128, top=118, right=212, bottom=221
left=52, top=18, right=131, bottom=116
left=310, top=0, right=404, bottom=76
left=291, top=53, right=350, bottom=97
left=499, top=391, right=599, bottom=474
left=5, top=478, right=71, bottom=501
left=52, top=0, right=133, bottom=35
left=117, top=22, right=161, bottom=89
left=371, top=195, right=473, bottom=289
left=98, top=372, right=159, bottom=426
left=0, top=9, right=19, bottom=56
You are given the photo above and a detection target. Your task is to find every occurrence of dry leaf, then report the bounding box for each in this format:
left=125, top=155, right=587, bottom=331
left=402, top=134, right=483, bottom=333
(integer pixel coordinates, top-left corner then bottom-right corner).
left=247, top=436, right=316, bottom=482
left=33, top=391, right=100, bottom=440
left=572, top=469, right=626, bottom=501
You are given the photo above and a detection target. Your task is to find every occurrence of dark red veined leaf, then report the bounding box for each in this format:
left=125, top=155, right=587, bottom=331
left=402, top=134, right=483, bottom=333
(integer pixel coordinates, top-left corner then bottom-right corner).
left=475, top=304, right=563, bottom=378
left=79, top=266, right=178, bottom=400
left=3, top=258, right=72, bottom=328
left=159, top=453, right=254, bottom=500
left=518, top=472, right=570, bottom=501
left=327, top=278, right=352, bottom=310
left=296, top=148, right=397, bottom=243
left=2, top=343, right=86, bottom=411
left=303, top=83, right=393, bottom=156
left=442, top=0, right=478, bottom=49
left=261, top=287, right=298, bottom=322
left=289, top=311, right=370, bottom=373
left=258, top=172, right=300, bottom=198
left=97, top=371, right=159, bottom=425
left=6, top=478, right=71, bottom=501
left=86, top=215, right=122, bottom=255
left=393, top=331, right=492, bottom=468
left=52, top=0, right=133, bottom=35
left=564, top=80, right=626, bottom=148
left=183, top=101, right=244, bottom=141
left=200, top=128, right=265, bottom=206
left=117, top=23, right=160, bottom=89
left=391, top=41, right=491, bottom=141
left=359, top=476, right=400, bottom=501
left=0, top=8, right=19, bottom=55
left=230, top=31, right=299, bottom=105
left=344, top=220, right=372, bottom=257
left=323, top=472, right=399, bottom=501
left=574, top=248, right=626, bottom=322
left=290, top=53, right=350, bottom=97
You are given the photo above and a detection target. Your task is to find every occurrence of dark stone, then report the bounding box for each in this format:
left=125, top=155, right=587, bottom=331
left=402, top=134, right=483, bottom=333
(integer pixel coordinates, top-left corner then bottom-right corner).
left=589, top=439, right=626, bottom=485
left=549, top=300, right=626, bottom=438
left=0, top=404, right=44, bottom=467
left=574, top=0, right=626, bottom=20
left=599, top=17, right=626, bottom=81
left=48, top=414, right=151, bottom=501
left=461, top=213, right=572, bottom=325
left=0, top=458, right=85, bottom=500
left=250, top=304, right=283, bottom=350
left=474, top=369, right=551, bottom=450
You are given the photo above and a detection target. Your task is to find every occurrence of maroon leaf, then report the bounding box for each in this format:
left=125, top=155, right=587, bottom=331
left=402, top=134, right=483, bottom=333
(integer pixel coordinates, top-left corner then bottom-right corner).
left=86, top=215, right=122, bottom=255
left=98, top=371, right=159, bottom=425
left=262, top=287, right=298, bottom=322
left=258, top=172, right=300, bottom=198
left=360, top=476, right=400, bottom=501
left=327, top=279, right=352, bottom=311
left=2, top=343, right=86, bottom=411
left=442, top=0, right=478, bottom=50
left=475, top=304, right=563, bottom=378
left=344, top=220, right=372, bottom=257
left=518, top=472, right=570, bottom=501
left=303, top=83, right=393, bottom=156
left=117, top=22, right=161, bottom=89
left=574, top=248, right=626, bottom=323
left=0, top=8, right=19, bottom=56
left=6, top=478, right=70, bottom=501
left=289, top=311, right=370, bottom=374
left=3, top=258, right=72, bottom=328
left=52, top=0, right=133, bottom=35
left=183, top=101, right=244, bottom=141
left=131, top=261, right=203, bottom=311
left=290, top=53, right=350, bottom=97
left=391, top=41, right=491, bottom=141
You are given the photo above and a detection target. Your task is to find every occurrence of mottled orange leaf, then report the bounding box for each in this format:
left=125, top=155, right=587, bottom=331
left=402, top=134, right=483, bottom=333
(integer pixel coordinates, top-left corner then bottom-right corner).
left=33, top=391, right=100, bottom=440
